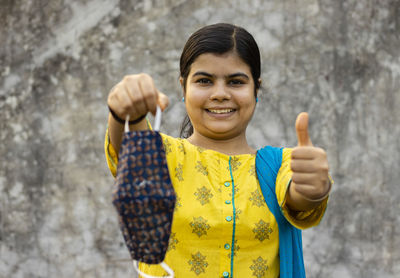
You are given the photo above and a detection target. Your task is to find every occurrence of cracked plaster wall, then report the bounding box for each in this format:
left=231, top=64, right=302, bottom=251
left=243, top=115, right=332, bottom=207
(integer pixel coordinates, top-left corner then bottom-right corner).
left=1, top=0, right=399, bottom=277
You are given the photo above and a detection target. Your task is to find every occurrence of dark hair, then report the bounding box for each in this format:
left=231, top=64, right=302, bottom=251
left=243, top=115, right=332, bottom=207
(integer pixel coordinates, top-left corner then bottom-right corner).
left=179, top=23, right=261, bottom=138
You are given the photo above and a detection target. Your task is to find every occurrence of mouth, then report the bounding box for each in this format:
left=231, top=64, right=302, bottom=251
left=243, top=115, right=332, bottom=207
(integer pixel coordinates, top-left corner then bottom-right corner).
left=206, top=108, right=236, bottom=114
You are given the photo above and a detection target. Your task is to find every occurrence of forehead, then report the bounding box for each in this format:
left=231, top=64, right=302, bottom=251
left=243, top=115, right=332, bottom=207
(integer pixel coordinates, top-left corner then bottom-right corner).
left=189, top=52, right=252, bottom=76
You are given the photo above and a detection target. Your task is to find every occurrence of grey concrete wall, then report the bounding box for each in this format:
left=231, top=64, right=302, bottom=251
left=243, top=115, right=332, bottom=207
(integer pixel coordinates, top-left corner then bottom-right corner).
left=1, top=0, right=399, bottom=277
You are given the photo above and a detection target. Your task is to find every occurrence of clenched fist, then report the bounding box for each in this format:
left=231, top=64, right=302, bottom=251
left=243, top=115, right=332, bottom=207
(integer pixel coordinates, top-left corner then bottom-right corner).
left=107, top=73, right=170, bottom=154
left=107, top=73, right=169, bottom=122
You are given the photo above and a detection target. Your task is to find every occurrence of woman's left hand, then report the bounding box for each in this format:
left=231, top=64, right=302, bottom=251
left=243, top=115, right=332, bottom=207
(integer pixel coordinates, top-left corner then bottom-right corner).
left=289, top=112, right=331, bottom=209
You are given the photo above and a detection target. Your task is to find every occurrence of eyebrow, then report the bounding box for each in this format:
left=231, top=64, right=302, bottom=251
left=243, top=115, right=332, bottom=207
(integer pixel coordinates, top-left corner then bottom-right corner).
left=192, top=71, right=250, bottom=80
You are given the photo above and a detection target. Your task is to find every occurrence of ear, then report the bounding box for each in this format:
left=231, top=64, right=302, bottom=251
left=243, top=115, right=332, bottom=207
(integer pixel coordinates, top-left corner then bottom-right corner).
left=255, top=78, right=262, bottom=97
left=179, top=77, right=186, bottom=96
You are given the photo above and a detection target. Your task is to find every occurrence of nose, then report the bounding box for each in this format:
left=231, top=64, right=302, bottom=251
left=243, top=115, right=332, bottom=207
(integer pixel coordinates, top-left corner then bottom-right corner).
left=210, top=81, right=231, bottom=101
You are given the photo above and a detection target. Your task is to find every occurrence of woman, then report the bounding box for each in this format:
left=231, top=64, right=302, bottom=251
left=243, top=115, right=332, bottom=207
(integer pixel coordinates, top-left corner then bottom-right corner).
left=105, top=23, right=331, bottom=278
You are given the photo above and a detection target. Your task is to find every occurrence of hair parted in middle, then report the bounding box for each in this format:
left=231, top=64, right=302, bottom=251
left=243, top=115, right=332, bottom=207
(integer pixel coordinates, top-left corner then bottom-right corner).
left=179, top=23, right=261, bottom=138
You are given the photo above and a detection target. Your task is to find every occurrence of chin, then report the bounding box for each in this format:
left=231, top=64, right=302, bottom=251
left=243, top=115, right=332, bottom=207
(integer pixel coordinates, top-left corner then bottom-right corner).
left=204, top=128, right=243, bottom=140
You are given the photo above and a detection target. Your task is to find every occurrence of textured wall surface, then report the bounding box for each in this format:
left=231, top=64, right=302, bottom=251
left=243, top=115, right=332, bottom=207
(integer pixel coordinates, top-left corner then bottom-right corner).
left=1, top=0, right=399, bottom=277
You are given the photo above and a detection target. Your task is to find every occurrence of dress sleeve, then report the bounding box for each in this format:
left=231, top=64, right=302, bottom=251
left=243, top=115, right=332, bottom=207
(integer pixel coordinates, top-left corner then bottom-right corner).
left=275, top=148, right=329, bottom=230
left=104, top=128, right=119, bottom=177
left=104, top=120, right=170, bottom=178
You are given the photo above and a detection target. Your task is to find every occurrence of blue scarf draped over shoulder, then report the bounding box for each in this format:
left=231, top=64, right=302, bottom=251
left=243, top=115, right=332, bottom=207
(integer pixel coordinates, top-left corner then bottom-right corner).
left=255, top=146, right=306, bottom=278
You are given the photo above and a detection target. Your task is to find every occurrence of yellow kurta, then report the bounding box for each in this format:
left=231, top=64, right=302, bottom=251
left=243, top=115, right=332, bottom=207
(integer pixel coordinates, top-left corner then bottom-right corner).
left=105, top=130, right=327, bottom=278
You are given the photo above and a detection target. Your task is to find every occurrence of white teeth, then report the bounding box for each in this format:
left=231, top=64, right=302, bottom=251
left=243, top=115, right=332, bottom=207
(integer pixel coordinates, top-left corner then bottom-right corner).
left=208, top=109, right=234, bottom=114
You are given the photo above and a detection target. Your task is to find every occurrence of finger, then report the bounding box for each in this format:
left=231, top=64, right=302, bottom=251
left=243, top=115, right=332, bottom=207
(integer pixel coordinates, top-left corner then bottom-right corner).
left=291, top=146, right=324, bottom=159
left=138, top=76, right=158, bottom=115
left=157, top=91, right=170, bottom=111
left=119, top=88, right=140, bottom=117
left=292, top=172, right=318, bottom=184
left=124, top=79, right=148, bottom=117
left=292, top=181, right=329, bottom=201
left=107, top=83, right=123, bottom=112
left=109, top=82, right=135, bottom=117
left=296, top=112, right=313, bottom=146
left=292, top=183, right=323, bottom=200
left=290, top=159, right=319, bottom=173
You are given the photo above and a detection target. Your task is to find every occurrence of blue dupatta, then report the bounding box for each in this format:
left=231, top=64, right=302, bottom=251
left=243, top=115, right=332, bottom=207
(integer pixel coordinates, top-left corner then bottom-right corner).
left=255, top=146, right=306, bottom=278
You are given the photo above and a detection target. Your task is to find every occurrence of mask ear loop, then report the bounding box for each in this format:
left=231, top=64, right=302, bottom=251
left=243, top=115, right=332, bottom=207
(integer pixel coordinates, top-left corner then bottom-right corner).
left=124, top=114, right=131, bottom=133
left=153, top=105, right=162, bottom=131
left=124, top=106, right=162, bottom=132
left=133, top=261, right=174, bottom=278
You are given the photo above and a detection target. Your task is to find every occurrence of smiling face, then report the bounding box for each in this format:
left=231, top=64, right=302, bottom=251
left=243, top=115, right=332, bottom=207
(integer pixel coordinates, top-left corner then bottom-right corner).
left=183, top=51, right=258, bottom=141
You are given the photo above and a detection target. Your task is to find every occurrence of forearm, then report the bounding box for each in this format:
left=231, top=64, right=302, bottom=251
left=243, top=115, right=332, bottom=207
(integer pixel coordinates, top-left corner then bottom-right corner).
left=107, top=113, right=148, bottom=155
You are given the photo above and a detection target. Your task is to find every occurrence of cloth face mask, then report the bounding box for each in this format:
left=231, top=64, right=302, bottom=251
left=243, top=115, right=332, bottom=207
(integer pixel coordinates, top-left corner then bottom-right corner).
left=112, top=107, right=176, bottom=278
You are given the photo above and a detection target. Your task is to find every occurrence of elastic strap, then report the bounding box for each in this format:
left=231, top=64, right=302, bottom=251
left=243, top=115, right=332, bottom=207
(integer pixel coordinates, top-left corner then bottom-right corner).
left=109, top=105, right=146, bottom=125
left=125, top=106, right=162, bottom=133
left=153, top=106, right=162, bottom=131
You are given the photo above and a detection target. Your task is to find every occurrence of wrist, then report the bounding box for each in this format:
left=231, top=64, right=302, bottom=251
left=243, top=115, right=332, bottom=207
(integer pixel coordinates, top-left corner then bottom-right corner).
left=286, top=177, right=332, bottom=212
left=108, top=106, right=146, bottom=125
left=302, top=177, right=332, bottom=203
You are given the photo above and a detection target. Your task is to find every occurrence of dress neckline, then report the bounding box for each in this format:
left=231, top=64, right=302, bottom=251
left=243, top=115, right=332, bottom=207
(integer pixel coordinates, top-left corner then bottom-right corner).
left=181, top=138, right=257, bottom=158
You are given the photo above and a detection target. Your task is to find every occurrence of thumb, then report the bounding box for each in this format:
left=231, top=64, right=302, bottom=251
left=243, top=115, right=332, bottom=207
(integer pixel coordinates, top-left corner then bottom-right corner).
left=157, top=91, right=170, bottom=112
left=295, top=112, right=313, bottom=146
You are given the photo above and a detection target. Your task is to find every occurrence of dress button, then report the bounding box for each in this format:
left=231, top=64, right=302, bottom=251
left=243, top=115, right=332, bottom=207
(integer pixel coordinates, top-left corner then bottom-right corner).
left=226, top=216, right=232, bottom=222
left=224, top=243, right=230, bottom=249
left=223, top=271, right=230, bottom=278
left=225, top=200, right=231, bottom=204
left=224, top=182, right=230, bottom=187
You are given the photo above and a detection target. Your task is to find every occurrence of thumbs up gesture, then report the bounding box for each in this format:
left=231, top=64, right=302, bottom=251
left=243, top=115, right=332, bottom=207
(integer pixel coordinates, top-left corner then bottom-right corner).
left=289, top=112, right=331, bottom=210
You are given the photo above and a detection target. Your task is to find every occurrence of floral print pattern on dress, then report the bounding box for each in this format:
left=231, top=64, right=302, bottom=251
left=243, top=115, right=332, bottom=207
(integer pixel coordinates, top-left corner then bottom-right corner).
left=228, top=186, right=239, bottom=197
left=175, top=163, right=184, bottom=181
left=190, top=216, right=210, bottom=238
left=195, top=161, right=208, bottom=176
left=234, top=208, right=242, bottom=220
left=248, top=164, right=256, bottom=176
left=227, top=239, right=240, bottom=258
left=194, top=186, right=213, bottom=205
left=249, top=189, right=265, bottom=207
left=188, top=251, right=208, bottom=275
left=178, top=141, right=186, bottom=154
left=250, top=256, right=268, bottom=278
left=163, top=138, right=172, bottom=155
left=174, top=195, right=182, bottom=212
left=253, top=220, right=273, bottom=242
left=227, top=156, right=241, bottom=172
left=167, top=232, right=178, bottom=252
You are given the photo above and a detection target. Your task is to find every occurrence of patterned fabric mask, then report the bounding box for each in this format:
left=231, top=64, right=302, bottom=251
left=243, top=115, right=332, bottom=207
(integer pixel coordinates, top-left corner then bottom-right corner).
left=112, top=107, right=176, bottom=278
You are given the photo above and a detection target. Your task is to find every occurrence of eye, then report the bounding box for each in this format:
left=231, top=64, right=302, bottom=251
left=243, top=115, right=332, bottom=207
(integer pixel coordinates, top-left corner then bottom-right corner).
left=196, top=78, right=212, bottom=84
left=229, top=79, right=244, bottom=86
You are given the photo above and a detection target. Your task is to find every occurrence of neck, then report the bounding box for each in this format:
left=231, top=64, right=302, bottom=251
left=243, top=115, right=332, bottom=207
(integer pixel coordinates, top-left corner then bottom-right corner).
left=187, top=131, right=256, bottom=155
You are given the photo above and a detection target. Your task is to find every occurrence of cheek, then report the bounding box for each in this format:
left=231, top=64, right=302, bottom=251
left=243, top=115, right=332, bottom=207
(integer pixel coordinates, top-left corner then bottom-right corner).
left=185, top=90, right=204, bottom=118
left=186, top=87, right=207, bottom=106
left=236, top=93, right=256, bottom=108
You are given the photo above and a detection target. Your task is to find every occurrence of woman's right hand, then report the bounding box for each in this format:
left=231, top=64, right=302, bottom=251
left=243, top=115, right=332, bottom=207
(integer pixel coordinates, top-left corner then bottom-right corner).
left=107, top=73, right=169, bottom=123
left=107, top=74, right=169, bottom=154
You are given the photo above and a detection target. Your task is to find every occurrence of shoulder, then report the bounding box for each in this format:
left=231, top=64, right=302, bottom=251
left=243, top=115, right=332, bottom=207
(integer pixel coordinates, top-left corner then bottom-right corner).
left=159, top=133, right=197, bottom=159
left=160, top=133, right=181, bottom=155
left=257, top=145, right=292, bottom=161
